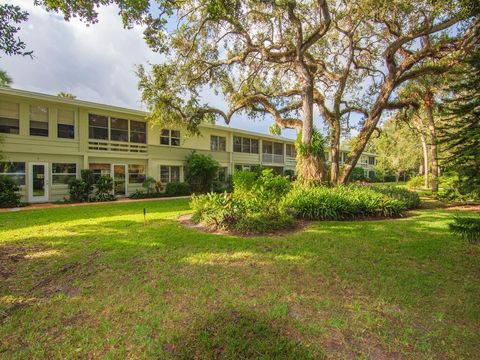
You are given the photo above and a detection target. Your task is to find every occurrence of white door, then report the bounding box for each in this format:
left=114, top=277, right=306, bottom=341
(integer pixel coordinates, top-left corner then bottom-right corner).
left=112, top=164, right=127, bottom=196
left=29, top=162, right=49, bottom=203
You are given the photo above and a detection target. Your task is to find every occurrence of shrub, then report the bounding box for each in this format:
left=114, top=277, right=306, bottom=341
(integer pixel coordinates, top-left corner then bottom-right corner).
left=235, top=212, right=295, bottom=234
left=233, top=170, right=258, bottom=192
left=93, top=175, right=115, bottom=202
left=437, top=172, right=479, bottom=201
left=371, top=185, right=421, bottom=209
left=284, top=184, right=407, bottom=220
left=191, top=170, right=294, bottom=234
left=184, top=151, right=220, bottom=193
left=165, top=182, right=191, bottom=196
left=407, top=175, right=427, bottom=189
left=142, top=176, right=157, bottom=194
left=350, top=167, right=365, bottom=181
left=449, top=216, right=480, bottom=243
left=68, top=170, right=96, bottom=202
left=0, top=175, right=21, bottom=208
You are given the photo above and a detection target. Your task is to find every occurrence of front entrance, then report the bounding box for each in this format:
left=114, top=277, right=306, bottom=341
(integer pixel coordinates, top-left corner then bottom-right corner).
left=29, top=162, right=49, bottom=203
left=112, top=164, right=127, bottom=196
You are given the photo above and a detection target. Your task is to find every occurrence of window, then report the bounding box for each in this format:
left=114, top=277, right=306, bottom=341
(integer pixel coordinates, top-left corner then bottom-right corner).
left=234, top=164, right=258, bottom=172
left=233, top=136, right=259, bottom=153
left=160, top=129, right=180, bottom=146
left=130, top=120, right=146, bottom=143
left=57, top=109, right=75, bottom=139
left=210, top=135, right=226, bottom=151
left=160, top=165, right=180, bottom=183
left=89, top=163, right=111, bottom=180
left=52, top=163, right=77, bottom=185
left=286, top=144, right=296, bottom=157
left=128, top=164, right=146, bottom=184
left=0, top=162, right=25, bottom=185
left=110, top=117, right=129, bottom=142
left=216, top=167, right=228, bottom=182
left=30, top=105, right=49, bottom=137
left=89, top=114, right=109, bottom=140
left=274, top=142, right=283, bottom=155
left=0, top=101, right=19, bottom=134
left=368, top=156, right=376, bottom=165
left=359, top=155, right=368, bottom=165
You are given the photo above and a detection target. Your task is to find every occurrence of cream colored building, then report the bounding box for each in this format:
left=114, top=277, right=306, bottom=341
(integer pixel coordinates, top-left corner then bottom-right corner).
left=0, top=88, right=376, bottom=203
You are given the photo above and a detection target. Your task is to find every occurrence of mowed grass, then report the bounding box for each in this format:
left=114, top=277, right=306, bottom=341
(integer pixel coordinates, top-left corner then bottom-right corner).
left=0, top=199, right=479, bottom=359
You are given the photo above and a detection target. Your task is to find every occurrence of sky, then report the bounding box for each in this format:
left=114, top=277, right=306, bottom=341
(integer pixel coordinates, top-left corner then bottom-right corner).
left=1, top=1, right=298, bottom=139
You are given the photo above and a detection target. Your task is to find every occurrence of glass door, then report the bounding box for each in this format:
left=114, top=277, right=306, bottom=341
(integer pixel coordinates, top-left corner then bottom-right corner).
left=29, top=162, right=49, bottom=202
left=112, top=164, right=127, bottom=196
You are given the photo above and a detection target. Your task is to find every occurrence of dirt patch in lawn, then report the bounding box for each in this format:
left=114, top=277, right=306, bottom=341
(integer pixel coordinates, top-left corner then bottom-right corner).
left=177, top=214, right=311, bottom=237
left=444, top=204, right=480, bottom=212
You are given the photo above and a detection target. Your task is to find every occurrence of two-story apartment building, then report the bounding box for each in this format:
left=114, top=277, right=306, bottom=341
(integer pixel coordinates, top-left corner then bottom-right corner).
left=0, top=88, right=376, bottom=203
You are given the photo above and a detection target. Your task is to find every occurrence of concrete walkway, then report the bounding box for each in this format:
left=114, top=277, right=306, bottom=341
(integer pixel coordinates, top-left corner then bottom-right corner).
left=0, top=196, right=191, bottom=212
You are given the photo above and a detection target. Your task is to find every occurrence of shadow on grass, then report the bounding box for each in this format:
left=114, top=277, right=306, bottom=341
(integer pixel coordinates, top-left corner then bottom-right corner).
left=163, top=307, right=318, bottom=360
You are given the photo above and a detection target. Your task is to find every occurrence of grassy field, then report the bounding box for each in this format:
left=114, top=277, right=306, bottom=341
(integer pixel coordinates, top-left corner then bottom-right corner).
left=0, top=199, right=479, bottom=359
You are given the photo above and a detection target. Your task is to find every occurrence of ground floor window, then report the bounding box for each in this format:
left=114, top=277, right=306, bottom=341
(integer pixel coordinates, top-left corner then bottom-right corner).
left=0, top=161, right=25, bottom=185
left=160, top=165, right=180, bottom=183
left=234, top=164, right=258, bottom=172
left=215, top=167, right=228, bottom=182
left=51, top=163, right=77, bottom=185
left=89, top=163, right=111, bottom=181
left=128, top=164, right=146, bottom=184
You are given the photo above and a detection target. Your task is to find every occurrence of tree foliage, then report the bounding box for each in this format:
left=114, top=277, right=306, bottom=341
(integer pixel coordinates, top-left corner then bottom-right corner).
left=439, top=45, right=480, bottom=195
left=184, top=151, right=220, bottom=193
left=369, top=118, right=422, bottom=180
left=0, top=4, right=31, bottom=57
left=0, top=69, right=12, bottom=87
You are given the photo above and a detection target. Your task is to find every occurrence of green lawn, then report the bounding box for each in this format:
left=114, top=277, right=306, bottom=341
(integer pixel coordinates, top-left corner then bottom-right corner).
left=0, top=199, right=479, bottom=359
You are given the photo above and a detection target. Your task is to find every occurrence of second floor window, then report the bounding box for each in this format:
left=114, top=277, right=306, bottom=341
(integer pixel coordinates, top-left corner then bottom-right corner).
left=286, top=144, right=296, bottom=157
left=130, top=120, right=146, bottom=144
left=30, top=105, right=49, bottom=137
left=210, top=135, right=226, bottom=151
left=160, top=129, right=180, bottom=146
left=369, top=156, right=376, bottom=165
left=233, top=136, right=259, bottom=154
left=89, top=114, right=109, bottom=140
left=57, top=109, right=75, bottom=139
left=110, top=118, right=129, bottom=142
left=0, top=101, right=19, bottom=134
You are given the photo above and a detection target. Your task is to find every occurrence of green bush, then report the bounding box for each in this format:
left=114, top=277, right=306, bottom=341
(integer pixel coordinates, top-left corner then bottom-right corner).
left=142, top=176, right=157, bottom=194
left=407, top=175, right=427, bottom=189
left=0, top=175, right=21, bottom=208
left=371, top=185, right=421, bottom=209
left=437, top=172, right=479, bottom=201
left=165, top=182, right=191, bottom=196
left=191, top=170, right=294, bottom=234
left=235, top=212, right=295, bottom=234
left=68, top=169, right=96, bottom=202
left=93, top=175, right=115, bottom=202
left=184, top=151, right=220, bottom=193
left=449, top=216, right=480, bottom=243
left=350, top=167, right=365, bottom=182
left=284, top=184, right=407, bottom=220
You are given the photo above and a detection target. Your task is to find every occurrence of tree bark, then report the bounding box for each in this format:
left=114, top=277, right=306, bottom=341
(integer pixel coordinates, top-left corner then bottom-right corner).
left=297, top=75, right=327, bottom=182
left=424, top=90, right=439, bottom=192
left=420, top=132, right=429, bottom=189
left=329, top=122, right=341, bottom=184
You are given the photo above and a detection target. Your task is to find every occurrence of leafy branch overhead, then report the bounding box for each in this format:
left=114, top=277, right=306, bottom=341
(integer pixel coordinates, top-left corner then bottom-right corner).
left=0, top=4, right=32, bottom=57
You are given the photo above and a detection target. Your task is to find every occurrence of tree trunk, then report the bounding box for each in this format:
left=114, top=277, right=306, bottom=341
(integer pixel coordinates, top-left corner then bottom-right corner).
left=297, top=76, right=327, bottom=182
left=420, top=132, right=429, bottom=189
left=425, top=90, right=439, bottom=192
left=330, top=122, right=341, bottom=184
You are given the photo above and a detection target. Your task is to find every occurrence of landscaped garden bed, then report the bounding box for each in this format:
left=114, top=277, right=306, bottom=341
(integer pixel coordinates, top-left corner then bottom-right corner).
left=190, top=170, right=421, bottom=235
